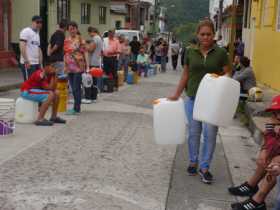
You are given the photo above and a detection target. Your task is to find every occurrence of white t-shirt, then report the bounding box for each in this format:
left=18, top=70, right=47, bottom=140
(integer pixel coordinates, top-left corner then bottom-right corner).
left=170, top=43, right=180, bottom=56
left=20, top=27, right=40, bottom=64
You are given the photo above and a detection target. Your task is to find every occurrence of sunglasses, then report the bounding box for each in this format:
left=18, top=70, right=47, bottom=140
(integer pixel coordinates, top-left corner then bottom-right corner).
left=36, top=21, right=43, bottom=24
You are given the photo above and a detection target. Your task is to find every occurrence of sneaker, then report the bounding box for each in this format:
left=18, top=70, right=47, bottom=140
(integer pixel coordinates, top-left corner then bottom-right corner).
left=228, top=182, right=259, bottom=197
left=65, top=109, right=78, bottom=115
left=199, top=169, right=213, bottom=184
left=187, top=165, right=198, bottom=176
left=231, top=198, right=266, bottom=210
left=35, top=119, right=54, bottom=126
left=82, top=99, right=92, bottom=104
left=50, top=117, right=66, bottom=124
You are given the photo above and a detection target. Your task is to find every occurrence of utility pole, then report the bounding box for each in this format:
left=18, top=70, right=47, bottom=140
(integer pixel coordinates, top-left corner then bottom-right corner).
left=137, top=0, right=141, bottom=30
left=218, top=0, right=224, bottom=36
left=153, top=0, right=159, bottom=36
left=229, top=0, right=237, bottom=66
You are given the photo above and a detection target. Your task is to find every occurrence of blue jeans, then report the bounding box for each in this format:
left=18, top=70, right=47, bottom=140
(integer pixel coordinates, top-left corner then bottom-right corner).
left=161, top=56, right=167, bottom=72
left=274, top=179, right=280, bottom=210
left=68, top=73, right=82, bottom=112
left=118, top=56, right=129, bottom=81
left=52, top=61, right=64, bottom=77
left=185, top=97, right=218, bottom=170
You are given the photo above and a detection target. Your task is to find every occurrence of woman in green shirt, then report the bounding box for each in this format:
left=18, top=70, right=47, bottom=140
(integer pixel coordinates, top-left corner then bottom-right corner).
left=169, top=20, right=231, bottom=184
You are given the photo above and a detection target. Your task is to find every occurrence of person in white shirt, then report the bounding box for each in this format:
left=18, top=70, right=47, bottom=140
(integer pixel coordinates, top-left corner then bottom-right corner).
left=19, top=15, right=43, bottom=81
left=170, top=39, right=180, bottom=70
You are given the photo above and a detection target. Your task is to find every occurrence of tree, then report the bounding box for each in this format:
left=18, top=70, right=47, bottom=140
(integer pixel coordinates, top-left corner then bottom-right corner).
left=160, top=0, right=209, bottom=42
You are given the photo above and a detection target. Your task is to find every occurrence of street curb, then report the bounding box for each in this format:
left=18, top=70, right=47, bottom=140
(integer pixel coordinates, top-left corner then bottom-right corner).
left=0, top=83, right=21, bottom=92
left=245, top=103, right=264, bottom=145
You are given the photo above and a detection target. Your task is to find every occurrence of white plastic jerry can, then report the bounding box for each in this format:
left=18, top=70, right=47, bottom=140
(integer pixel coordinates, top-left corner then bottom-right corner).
left=193, top=74, right=240, bottom=127
left=153, top=98, right=186, bottom=145
left=15, top=97, right=38, bottom=123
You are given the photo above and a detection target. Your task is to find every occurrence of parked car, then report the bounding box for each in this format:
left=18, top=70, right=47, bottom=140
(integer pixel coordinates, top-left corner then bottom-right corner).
left=102, top=30, right=143, bottom=42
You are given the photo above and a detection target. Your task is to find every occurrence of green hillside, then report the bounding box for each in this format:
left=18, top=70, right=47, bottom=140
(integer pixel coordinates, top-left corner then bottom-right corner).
left=160, top=0, right=210, bottom=43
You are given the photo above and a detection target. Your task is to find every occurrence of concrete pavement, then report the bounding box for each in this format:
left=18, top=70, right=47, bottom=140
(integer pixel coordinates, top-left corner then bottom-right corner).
left=0, top=70, right=276, bottom=210
left=0, top=68, right=22, bottom=91
left=0, top=73, right=178, bottom=210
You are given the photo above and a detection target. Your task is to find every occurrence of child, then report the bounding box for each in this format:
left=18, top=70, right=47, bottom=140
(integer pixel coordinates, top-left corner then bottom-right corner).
left=20, top=62, right=66, bottom=126
left=137, top=46, right=149, bottom=77
left=228, top=95, right=280, bottom=210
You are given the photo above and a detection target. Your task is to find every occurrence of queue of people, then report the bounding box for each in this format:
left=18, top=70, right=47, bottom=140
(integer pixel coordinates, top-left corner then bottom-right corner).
left=17, top=15, right=280, bottom=210
left=18, top=15, right=171, bottom=126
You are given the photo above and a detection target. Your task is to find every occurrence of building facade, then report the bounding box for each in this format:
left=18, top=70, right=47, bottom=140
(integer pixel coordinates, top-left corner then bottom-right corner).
left=248, top=0, right=280, bottom=90
left=11, top=0, right=111, bottom=60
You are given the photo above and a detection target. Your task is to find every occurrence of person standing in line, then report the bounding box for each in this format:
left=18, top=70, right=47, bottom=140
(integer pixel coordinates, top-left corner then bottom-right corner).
left=118, top=37, right=131, bottom=81
left=64, top=21, right=89, bottom=115
left=87, top=27, right=103, bottom=69
left=155, top=39, right=162, bottom=65
left=129, top=36, right=141, bottom=63
left=161, top=40, right=168, bottom=72
left=168, top=20, right=231, bottom=184
left=170, top=39, right=180, bottom=70
left=181, top=38, right=198, bottom=68
left=102, top=30, right=121, bottom=90
left=87, top=26, right=103, bottom=86
left=19, top=15, right=43, bottom=81
left=47, top=19, right=68, bottom=77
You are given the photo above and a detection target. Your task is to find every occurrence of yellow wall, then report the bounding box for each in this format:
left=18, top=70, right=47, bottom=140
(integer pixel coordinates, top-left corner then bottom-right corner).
left=251, top=0, right=280, bottom=91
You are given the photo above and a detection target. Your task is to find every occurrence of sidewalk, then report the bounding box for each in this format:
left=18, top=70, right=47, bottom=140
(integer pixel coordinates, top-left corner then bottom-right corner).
left=0, top=68, right=22, bottom=91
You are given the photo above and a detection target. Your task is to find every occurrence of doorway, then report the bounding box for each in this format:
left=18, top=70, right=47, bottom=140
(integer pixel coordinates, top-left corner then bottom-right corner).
left=0, top=0, right=10, bottom=51
left=40, top=0, right=48, bottom=61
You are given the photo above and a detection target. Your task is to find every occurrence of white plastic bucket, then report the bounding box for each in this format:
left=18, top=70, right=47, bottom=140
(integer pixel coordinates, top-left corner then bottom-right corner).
left=15, top=97, right=38, bottom=123
left=0, top=98, right=15, bottom=136
left=193, top=74, right=240, bottom=127
left=153, top=98, right=186, bottom=145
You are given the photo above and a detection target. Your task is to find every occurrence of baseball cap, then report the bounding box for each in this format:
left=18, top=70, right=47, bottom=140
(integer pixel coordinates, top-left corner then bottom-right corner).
left=266, top=95, right=280, bottom=112
left=32, top=15, right=43, bottom=22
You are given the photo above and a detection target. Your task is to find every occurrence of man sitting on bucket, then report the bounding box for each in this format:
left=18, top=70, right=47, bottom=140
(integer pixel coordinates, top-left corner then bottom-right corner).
left=20, top=61, right=66, bottom=126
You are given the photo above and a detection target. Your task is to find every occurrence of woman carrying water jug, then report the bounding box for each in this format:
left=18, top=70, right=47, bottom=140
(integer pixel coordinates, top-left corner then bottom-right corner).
left=168, top=20, right=231, bottom=184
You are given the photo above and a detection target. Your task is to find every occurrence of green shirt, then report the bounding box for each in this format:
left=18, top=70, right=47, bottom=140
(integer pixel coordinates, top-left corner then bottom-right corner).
left=184, top=45, right=229, bottom=97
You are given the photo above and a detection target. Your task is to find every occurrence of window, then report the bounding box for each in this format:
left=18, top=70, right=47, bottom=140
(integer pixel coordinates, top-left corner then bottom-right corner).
left=57, top=0, right=70, bottom=23
left=81, top=3, right=91, bottom=24
left=99, top=7, right=107, bottom=24
left=277, top=0, right=280, bottom=31
left=140, top=8, right=145, bottom=25
left=115, top=21, right=122, bottom=29
left=262, top=0, right=270, bottom=26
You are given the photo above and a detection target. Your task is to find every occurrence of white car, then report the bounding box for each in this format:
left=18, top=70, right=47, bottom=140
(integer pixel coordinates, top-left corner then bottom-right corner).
left=103, top=30, right=143, bottom=42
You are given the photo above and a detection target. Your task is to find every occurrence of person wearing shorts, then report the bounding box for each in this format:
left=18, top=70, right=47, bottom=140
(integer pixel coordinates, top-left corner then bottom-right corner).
left=20, top=63, right=66, bottom=126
